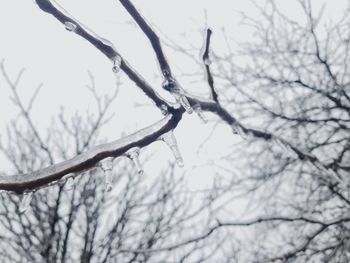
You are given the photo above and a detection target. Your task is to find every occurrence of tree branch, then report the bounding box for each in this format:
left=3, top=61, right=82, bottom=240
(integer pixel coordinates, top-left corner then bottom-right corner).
left=0, top=114, right=180, bottom=193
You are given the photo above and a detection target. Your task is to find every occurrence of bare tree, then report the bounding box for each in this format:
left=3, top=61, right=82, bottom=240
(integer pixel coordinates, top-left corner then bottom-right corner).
left=2, top=0, right=349, bottom=262
left=190, top=0, right=350, bottom=261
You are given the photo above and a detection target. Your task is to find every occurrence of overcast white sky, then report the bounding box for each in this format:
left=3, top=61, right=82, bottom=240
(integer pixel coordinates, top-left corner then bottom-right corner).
left=0, top=0, right=346, bottom=188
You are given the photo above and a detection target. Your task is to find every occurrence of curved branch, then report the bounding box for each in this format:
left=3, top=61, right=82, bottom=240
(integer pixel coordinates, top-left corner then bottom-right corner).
left=0, top=114, right=180, bottom=193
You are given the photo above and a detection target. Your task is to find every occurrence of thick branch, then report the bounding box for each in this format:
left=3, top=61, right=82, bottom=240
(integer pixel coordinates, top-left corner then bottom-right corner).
left=0, top=114, right=180, bottom=193
left=201, top=28, right=218, bottom=102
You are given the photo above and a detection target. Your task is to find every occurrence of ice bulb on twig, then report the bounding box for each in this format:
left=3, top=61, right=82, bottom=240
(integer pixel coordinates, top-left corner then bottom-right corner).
left=65, top=176, right=75, bottom=191
left=100, top=159, right=114, bottom=192
left=126, top=147, right=144, bottom=175
left=204, top=57, right=212, bottom=66
left=231, top=124, right=247, bottom=139
left=193, top=104, right=208, bottom=123
left=112, top=55, right=122, bottom=74
left=160, top=131, right=184, bottom=167
left=19, top=192, right=33, bottom=214
left=65, top=21, right=77, bottom=32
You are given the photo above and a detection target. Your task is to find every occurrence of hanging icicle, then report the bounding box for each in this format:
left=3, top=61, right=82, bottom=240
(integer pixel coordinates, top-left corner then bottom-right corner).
left=125, top=147, right=144, bottom=175
left=65, top=176, right=75, bottom=191
left=159, top=131, right=184, bottom=167
left=193, top=104, right=208, bottom=123
left=19, top=192, right=33, bottom=214
left=100, top=158, right=114, bottom=192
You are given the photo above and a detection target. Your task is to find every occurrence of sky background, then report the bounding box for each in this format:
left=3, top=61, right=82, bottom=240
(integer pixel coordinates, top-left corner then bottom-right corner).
left=0, top=0, right=346, bottom=190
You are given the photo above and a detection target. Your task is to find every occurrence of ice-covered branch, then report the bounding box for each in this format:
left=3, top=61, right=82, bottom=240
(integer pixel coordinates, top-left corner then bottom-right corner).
left=34, top=0, right=168, bottom=109
left=201, top=28, right=218, bottom=102
left=0, top=114, right=179, bottom=193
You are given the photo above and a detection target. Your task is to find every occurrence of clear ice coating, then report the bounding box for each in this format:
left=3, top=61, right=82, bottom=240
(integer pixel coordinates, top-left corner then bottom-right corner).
left=231, top=124, right=247, bottom=139
left=159, top=131, right=184, bottom=167
left=204, top=57, right=212, bottom=66
left=19, top=192, right=33, bottom=214
left=112, top=55, right=122, bottom=74
left=126, top=147, right=144, bottom=175
left=64, top=21, right=77, bottom=32
left=100, top=158, right=114, bottom=192
left=160, top=104, right=168, bottom=115
left=161, top=74, right=193, bottom=114
left=193, top=104, right=208, bottom=123
left=65, top=176, right=75, bottom=191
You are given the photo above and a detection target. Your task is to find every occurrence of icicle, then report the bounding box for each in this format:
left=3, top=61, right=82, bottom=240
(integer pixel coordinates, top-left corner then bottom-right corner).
left=65, top=176, right=75, bottom=191
left=126, top=147, right=144, bottom=175
left=231, top=124, right=247, bottom=139
left=64, top=21, right=77, bottom=32
left=112, top=55, right=122, bottom=74
left=177, top=94, right=193, bottom=114
left=193, top=104, right=208, bottom=123
left=100, top=158, right=114, bottom=192
left=159, top=131, right=184, bottom=167
left=19, top=192, right=33, bottom=214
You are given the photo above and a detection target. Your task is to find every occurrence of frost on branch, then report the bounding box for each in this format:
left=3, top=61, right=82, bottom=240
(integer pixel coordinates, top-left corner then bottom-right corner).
left=19, top=192, right=33, bottom=214
left=125, top=147, right=144, bottom=175
left=159, top=131, right=184, bottom=167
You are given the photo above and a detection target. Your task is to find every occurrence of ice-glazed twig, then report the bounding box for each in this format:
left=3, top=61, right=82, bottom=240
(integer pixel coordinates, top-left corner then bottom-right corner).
left=125, top=147, right=144, bottom=175
left=201, top=28, right=218, bottom=102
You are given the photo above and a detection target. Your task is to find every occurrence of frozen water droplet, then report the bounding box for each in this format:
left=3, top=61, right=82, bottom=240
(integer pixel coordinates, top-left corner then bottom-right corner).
left=204, top=57, right=212, bottom=66
left=193, top=104, right=208, bottom=123
left=19, top=192, right=33, bottom=213
left=232, top=124, right=247, bottom=139
left=126, top=147, right=144, bottom=175
left=112, top=55, right=122, bottom=74
left=100, top=159, right=114, bottom=192
left=160, top=104, right=168, bottom=115
left=160, top=131, right=184, bottom=167
left=65, top=176, right=75, bottom=191
left=179, top=95, right=193, bottom=114
left=65, top=21, right=77, bottom=32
